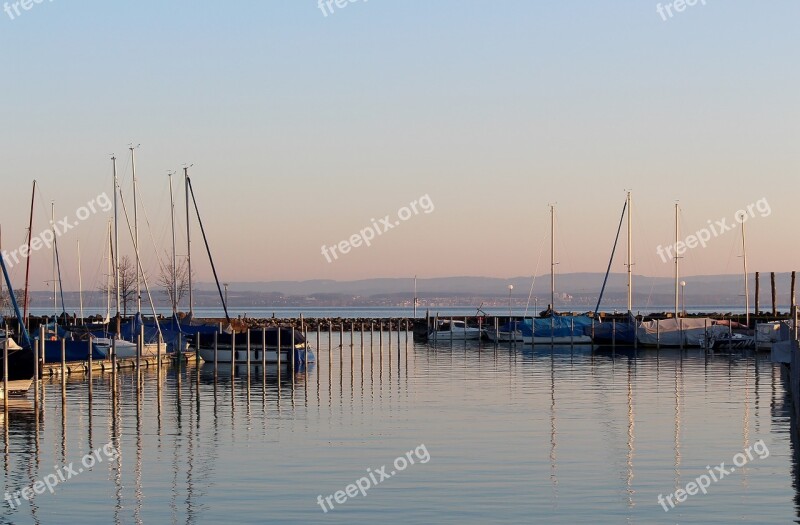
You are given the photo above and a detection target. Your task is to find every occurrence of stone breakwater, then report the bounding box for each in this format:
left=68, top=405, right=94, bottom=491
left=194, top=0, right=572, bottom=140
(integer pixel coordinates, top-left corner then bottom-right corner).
left=205, top=317, right=423, bottom=333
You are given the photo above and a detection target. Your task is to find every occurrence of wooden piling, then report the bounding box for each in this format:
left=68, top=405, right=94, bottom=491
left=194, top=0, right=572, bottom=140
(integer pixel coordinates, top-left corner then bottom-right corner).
left=755, top=271, right=760, bottom=315
left=771, top=272, right=777, bottom=316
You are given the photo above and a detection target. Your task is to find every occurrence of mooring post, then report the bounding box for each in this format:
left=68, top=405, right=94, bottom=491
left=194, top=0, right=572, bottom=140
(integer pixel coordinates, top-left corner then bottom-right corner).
left=61, top=337, right=66, bottom=383
left=88, top=337, right=93, bottom=378
left=261, top=327, right=266, bottom=369
left=157, top=333, right=163, bottom=386
left=612, top=318, right=616, bottom=349
left=571, top=317, right=575, bottom=348
left=656, top=319, right=660, bottom=350
left=246, top=329, right=251, bottom=382
left=40, top=325, right=46, bottom=366
left=138, top=324, right=144, bottom=370
left=213, top=330, right=218, bottom=372
left=33, top=335, right=39, bottom=398
left=3, top=332, right=8, bottom=410
left=449, top=317, right=453, bottom=345
left=232, top=330, right=237, bottom=379
left=291, top=326, right=296, bottom=380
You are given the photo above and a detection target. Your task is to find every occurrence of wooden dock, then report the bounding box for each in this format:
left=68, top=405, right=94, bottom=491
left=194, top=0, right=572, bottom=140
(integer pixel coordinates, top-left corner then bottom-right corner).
left=39, top=352, right=200, bottom=377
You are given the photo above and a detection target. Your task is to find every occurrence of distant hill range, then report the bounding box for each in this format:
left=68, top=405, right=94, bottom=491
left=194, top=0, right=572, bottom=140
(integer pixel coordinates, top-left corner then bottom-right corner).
left=181, top=272, right=796, bottom=309
left=18, top=273, right=795, bottom=310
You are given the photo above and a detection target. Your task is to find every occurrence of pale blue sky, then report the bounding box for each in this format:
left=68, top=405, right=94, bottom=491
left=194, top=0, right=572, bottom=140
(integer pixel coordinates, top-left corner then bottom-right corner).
left=1, top=1, right=798, bottom=291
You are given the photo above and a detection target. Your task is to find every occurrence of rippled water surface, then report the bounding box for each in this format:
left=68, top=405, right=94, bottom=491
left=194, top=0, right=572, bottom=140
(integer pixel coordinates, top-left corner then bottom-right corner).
left=1, top=334, right=798, bottom=524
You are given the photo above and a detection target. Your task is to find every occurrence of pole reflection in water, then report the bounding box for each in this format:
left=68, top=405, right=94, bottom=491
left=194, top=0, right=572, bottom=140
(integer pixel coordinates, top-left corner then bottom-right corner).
left=1, top=334, right=798, bottom=524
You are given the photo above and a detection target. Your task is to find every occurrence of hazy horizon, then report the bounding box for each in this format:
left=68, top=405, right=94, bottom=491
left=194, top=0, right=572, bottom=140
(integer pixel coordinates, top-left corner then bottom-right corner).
left=2, top=1, right=798, bottom=294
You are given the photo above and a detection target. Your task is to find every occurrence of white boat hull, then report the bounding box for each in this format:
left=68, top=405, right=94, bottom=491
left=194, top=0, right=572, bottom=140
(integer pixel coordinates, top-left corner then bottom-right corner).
left=486, top=330, right=524, bottom=342
left=196, top=345, right=313, bottom=364
left=0, top=379, right=33, bottom=399
left=523, top=335, right=594, bottom=345
left=93, top=339, right=165, bottom=358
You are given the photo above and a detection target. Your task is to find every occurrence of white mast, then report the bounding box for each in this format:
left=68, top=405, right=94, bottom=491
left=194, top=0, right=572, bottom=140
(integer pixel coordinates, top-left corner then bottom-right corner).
left=169, top=172, right=178, bottom=316
left=112, top=156, right=121, bottom=334
left=185, top=166, right=193, bottom=316
left=550, top=204, right=556, bottom=313
left=741, top=213, right=749, bottom=326
left=77, top=240, right=84, bottom=323
left=106, top=220, right=112, bottom=323
left=626, top=191, right=632, bottom=314
left=674, top=202, right=680, bottom=318
left=51, top=201, right=57, bottom=319
left=131, top=146, right=141, bottom=315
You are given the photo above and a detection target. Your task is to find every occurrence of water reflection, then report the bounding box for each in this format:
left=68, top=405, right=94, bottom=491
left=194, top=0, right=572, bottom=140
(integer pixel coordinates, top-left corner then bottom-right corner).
left=1, top=335, right=799, bottom=523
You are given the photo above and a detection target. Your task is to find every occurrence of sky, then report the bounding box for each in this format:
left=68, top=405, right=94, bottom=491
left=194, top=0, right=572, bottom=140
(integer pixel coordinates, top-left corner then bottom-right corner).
left=1, top=0, right=798, bottom=293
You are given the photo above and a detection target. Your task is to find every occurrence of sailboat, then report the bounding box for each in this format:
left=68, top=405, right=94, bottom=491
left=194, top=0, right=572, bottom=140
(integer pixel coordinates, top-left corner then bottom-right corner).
left=703, top=212, right=758, bottom=350
left=522, top=205, right=593, bottom=345
left=0, top=246, right=34, bottom=398
left=637, top=203, right=728, bottom=347
left=593, top=191, right=638, bottom=345
left=94, top=149, right=165, bottom=358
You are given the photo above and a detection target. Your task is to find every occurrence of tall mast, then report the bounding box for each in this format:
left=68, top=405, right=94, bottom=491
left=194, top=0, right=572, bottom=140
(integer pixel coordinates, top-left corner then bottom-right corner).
left=112, top=156, right=121, bottom=335
left=741, top=213, right=749, bottom=326
left=131, top=146, right=141, bottom=315
left=51, top=201, right=57, bottom=319
left=169, top=172, right=178, bottom=316
left=550, top=204, right=555, bottom=313
left=22, top=180, right=36, bottom=325
left=674, top=202, right=680, bottom=318
left=185, top=166, right=193, bottom=316
left=106, top=220, right=112, bottom=323
left=626, top=191, right=632, bottom=314
left=77, top=240, right=84, bottom=324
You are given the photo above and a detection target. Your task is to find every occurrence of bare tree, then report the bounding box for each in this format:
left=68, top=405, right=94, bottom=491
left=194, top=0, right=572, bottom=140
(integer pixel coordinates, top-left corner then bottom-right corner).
left=99, top=255, right=139, bottom=317
left=158, top=255, right=192, bottom=312
left=0, top=288, right=25, bottom=319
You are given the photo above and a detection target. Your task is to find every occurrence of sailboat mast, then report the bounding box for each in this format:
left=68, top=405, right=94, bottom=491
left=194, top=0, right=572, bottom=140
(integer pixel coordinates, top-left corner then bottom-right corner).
left=77, top=240, right=84, bottom=324
left=22, top=180, right=36, bottom=325
left=741, top=213, right=749, bottom=326
left=674, top=202, right=680, bottom=318
left=185, top=166, right=193, bottom=316
left=550, top=204, right=555, bottom=313
left=131, top=146, right=141, bottom=315
left=626, top=191, right=632, bottom=314
left=112, top=156, right=121, bottom=335
left=51, top=201, right=57, bottom=319
left=106, top=220, right=112, bottom=322
left=169, top=172, right=178, bottom=316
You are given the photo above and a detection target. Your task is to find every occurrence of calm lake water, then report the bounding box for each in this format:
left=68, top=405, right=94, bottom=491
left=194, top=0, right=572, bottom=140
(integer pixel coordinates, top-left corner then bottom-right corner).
left=1, top=334, right=798, bottom=524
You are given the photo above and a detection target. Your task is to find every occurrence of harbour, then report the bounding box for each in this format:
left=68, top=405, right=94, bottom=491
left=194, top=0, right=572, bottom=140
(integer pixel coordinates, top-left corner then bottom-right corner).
left=3, top=328, right=800, bottom=523
left=4, top=1, right=800, bottom=522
